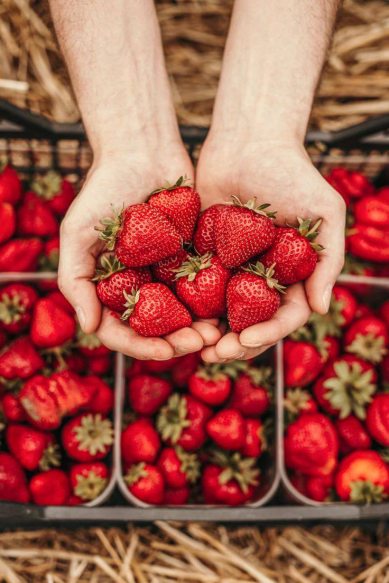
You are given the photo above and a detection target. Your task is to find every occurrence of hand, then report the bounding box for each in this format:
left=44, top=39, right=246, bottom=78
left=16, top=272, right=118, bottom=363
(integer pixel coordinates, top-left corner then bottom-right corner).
left=196, top=137, right=346, bottom=362
left=59, top=146, right=221, bottom=360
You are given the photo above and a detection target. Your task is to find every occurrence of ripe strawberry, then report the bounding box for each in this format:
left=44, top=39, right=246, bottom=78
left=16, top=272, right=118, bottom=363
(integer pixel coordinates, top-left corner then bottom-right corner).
left=215, top=197, right=276, bottom=268
left=0, top=202, right=16, bottom=244
left=344, top=316, right=388, bottom=364
left=230, top=366, right=272, bottom=416
left=380, top=300, right=389, bottom=329
left=70, top=462, right=109, bottom=501
left=0, top=238, right=43, bottom=272
left=0, top=163, right=22, bottom=205
left=171, top=352, right=201, bottom=388
left=40, top=237, right=60, bottom=270
left=157, top=394, right=211, bottom=452
left=6, top=425, right=60, bottom=471
left=148, top=176, right=200, bottom=242
left=163, top=486, right=190, bottom=505
left=331, top=286, right=358, bottom=327
left=202, top=451, right=259, bottom=505
left=381, top=354, right=389, bottom=386
left=17, top=191, right=59, bottom=238
left=122, top=283, right=192, bottom=337
left=30, top=469, right=71, bottom=505
left=62, top=413, right=114, bottom=462
left=188, top=364, right=232, bottom=407
left=2, top=393, right=25, bottom=422
left=142, top=358, right=177, bottom=374
left=157, top=446, right=200, bottom=489
left=46, top=290, right=74, bottom=315
left=354, top=196, right=389, bottom=229
left=88, top=355, right=111, bottom=376
left=0, top=336, right=44, bottom=379
left=240, top=419, right=266, bottom=458
left=193, top=205, right=224, bottom=255
left=366, top=394, right=389, bottom=447
left=284, top=388, right=318, bottom=421
left=283, top=339, right=324, bottom=387
left=0, top=452, right=30, bottom=503
left=323, top=336, right=341, bottom=362
left=121, top=418, right=161, bottom=465
left=32, top=171, right=75, bottom=216
left=336, top=415, right=372, bottom=454
left=124, top=462, right=164, bottom=505
left=305, top=474, right=333, bottom=502
left=341, top=257, right=375, bottom=297
left=347, top=224, right=389, bottom=264
left=335, top=450, right=389, bottom=503
left=0, top=283, right=38, bottom=334
left=325, top=167, right=374, bottom=200
left=30, top=297, right=76, bottom=348
left=83, top=376, right=114, bottom=415
left=284, top=413, right=339, bottom=476
left=151, top=249, right=188, bottom=289
left=98, top=204, right=182, bottom=267
left=227, top=262, right=284, bottom=333
left=50, top=371, right=94, bottom=416
left=128, top=374, right=172, bottom=416
left=206, top=409, right=245, bottom=450
left=175, top=253, right=231, bottom=318
left=76, top=329, right=110, bottom=359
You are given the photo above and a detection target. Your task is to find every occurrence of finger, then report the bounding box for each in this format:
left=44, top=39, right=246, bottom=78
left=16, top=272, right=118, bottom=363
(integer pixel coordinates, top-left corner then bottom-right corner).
left=192, top=322, right=222, bottom=346
left=164, top=327, right=204, bottom=355
left=97, top=310, right=174, bottom=360
left=201, top=345, right=225, bottom=363
left=214, top=332, right=247, bottom=360
left=239, top=284, right=310, bottom=348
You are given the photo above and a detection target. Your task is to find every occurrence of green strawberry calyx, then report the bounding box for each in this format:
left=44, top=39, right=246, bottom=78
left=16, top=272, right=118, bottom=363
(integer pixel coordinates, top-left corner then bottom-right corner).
left=156, top=394, right=191, bottom=444
left=210, top=449, right=260, bottom=493
left=77, top=328, right=103, bottom=350
left=95, top=206, right=123, bottom=251
left=350, top=480, right=386, bottom=504
left=243, top=262, right=286, bottom=294
left=296, top=217, right=324, bottom=251
left=346, top=332, right=387, bottom=364
left=284, top=387, right=312, bottom=420
left=75, top=470, right=108, bottom=501
left=150, top=175, right=192, bottom=195
left=124, top=462, right=148, bottom=487
left=175, top=446, right=200, bottom=484
left=0, top=293, right=25, bottom=325
left=74, top=414, right=114, bottom=455
left=174, top=253, right=212, bottom=282
left=93, top=254, right=126, bottom=282
left=196, top=360, right=248, bottom=382
left=121, top=289, right=141, bottom=321
left=323, top=361, right=376, bottom=420
left=230, top=195, right=277, bottom=219
left=31, top=171, right=62, bottom=199
left=39, top=443, right=61, bottom=471
left=0, top=157, right=9, bottom=173
left=245, top=365, right=273, bottom=388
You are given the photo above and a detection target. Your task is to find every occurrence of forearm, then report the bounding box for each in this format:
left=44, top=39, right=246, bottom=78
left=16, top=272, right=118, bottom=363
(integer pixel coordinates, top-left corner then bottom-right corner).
left=210, top=0, right=340, bottom=143
left=49, top=0, right=180, bottom=160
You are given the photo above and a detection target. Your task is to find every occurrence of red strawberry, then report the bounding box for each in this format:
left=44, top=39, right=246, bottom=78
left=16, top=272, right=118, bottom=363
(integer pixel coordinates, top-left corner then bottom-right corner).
left=157, top=446, right=200, bottom=488
left=50, top=371, right=94, bottom=416
left=88, top=355, right=111, bottom=376
left=202, top=451, right=259, bottom=505
left=0, top=163, right=22, bottom=205
left=29, top=469, right=71, bottom=505
left=46, top=290, right=74, bottom=315
left=284, top=388, right=318, bottom=421
left=124, top=462, right=164, bottom=505
left=70, top=462, right=109, bottom=501
left=0, top=238, right=43, bottom=272
left=2, top=393, right=25, bottom=422
left=171, top=352, right=201, bottom=388
left=0, top=202, right=16, bottom=244
left=0, top=283, right=38, bottom=335
left=347, top=224, right=389, bottom=264
left=122, top=283, right=192, bottom=337
left=381, top=354, right=389, bottom=385
left=0, top=336, right=44, bottom=379
left=163, top=486, right=190, bottom=505
left=240, top=419, right=266, bottom=458
left=142, top=358, right=177, bottom=374
left=335, top=450, right=389, bottom=503
left=62, top=413, right=114, bottom=462
left=344, top=316, right=388, bottom=364
left=6, top=425, right=60, bottom=471
left=148, top=176, right=200, bottom=243
left=284, top=413, right=339, bottom=476
left=230, top=366, right=272, bottom=416
left=193, top=205, right=224, bottom=255
left=331, top=286, right=358, bottom=327
left=354, top=196, right=389, bottom=229
left=283, top=339, right=324, bottom=387
left=227, top=262, right=284, bottom=333
left=128, top=374, right=172, bottom=416
left=341, top=258, right=375, bottom=297
left=305, top=474, right=333, bottom=502
left=366, top=394, right=389, bottom=447
left=157, top=394, right=211, bottom=452
left=380, top=300, right=389, bottom=329
left=336, top=415, right=372, bottom=454
left=152, top=249, right=188, bottom=289
left=83, top=376, right=113, bottom=415
left=121, top=418, right=161, bottom=465
left=30, top=297, right=76, bottom=348
left=98, top=204, right=182, bottom=267
left=32, top=171, right=75, bottom=216
left=76, top=329, right=110, bottom=358
left=323, top=336, right=341, bottom=363
left=326, top=168, right=374, bottom=199
left=206, top=409, right=245, bottom=450
left=188, top=364, right=232, bottom=407
left=40, top=237, right=60, bottom=270
left=175, top=253, right=231, bottom=318
left=0, top=452, right=30, bottom=503
left=17, top=191, right=59, bottom=238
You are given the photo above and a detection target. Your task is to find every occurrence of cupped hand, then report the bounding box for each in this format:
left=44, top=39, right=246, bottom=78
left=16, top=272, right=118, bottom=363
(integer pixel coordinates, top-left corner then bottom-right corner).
left=196, top=137, right=346, bottom=362
left=58, top=147, right=221, bottom=359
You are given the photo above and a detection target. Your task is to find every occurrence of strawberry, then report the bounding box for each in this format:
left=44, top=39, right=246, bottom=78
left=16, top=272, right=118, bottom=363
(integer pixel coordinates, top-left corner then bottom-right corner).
left=2, top=393, right=25, bottom=422
left=40, top=237, right=60, bottom=270
left=283, top=339, right=324, bottom=387
left=305, top=474, right=333, bottom=502
left=230, top=366, right=272, bottom=416
left=0, top=452, right=30, bottom=503
left=215, top=197, right=276, bottom=268
left=331, top=286, right=358, bottom=327
left=366, top=394, right=389, bottom=447
left=83, top=376, right=113, bottom=415
left=175, top=253, right=231, bottom=318
left=379, top=300, right=389, bottom=329
left=0, top=283, right=38, bottom=335
left=325, top=168, right=374, bottom=200
left=148, top=176, right=200, bottom=243
left=193, top=205, right=224, bottom=255
left=62, top=413, right=114, bottom=462
left=142, top=358, right=177, bottom=374
left=17, top=191, right=59, bottom=238
left=284, top=388, right=318, bottom=421
left=381, top=354, right=389, bottom=386
left=69, top=462, right=109, bottom=502
left=284, top=413, right=339, bottom=476
left=206, top=409, right=245, bottom=450
left=0, top=238, right=43, bottom=272
left=341, top=257, right=375, bottom=297
left=121, top=418, right=161, bottom=465
left=128, top=374, right=172, bottom=416
left=29, top=469, right=71, bottom=505
left=240, top=418, right=266, bottom=458
left=124, top=462, right=164, bottom=505
left=227, top=262, right=284, bottom=333
left=335, top=450, right=389, bottom=503
left=163, top=486, right=190, bottom=505
left=344, top=316, right=388, bottom=364
left=171, top=352, right=201, bottom=388
left=0, top=336, right=44, bottom=379
left=188, top=363, right=232, bottom=407
left=6, top=425, right=60, bottom=471
left=31, top=171, right=75, bottom=216
left=46, top=290, right=74, bottom=315
left=98, top=204, right=182, bottom=267
left=354, top=196, right=389, bottom=229
left=202, top=451, right=259, bottom=505
left=121, top=283, right=192, bottom=337
left=157, top=394, right=211, bottom=452
left=0, top=163, right=22, bottom=205
left=157, top=446, right=200, bottom=488
left=49, top=371, right=94, bottom=416
left=30, top=297, right=76, bottom=348
left=0, top=202, right=16, bottom=244
left=336, top=415, right=372, bottom=454
left=347, top=224, right=389, bottom=264
left=76, top=329, right=110, bottom=358
left=151, top=249, right=188, bottom=289
left=88, top=355, right=111, bottom=376
left=262, top=219, right=322, bottom=285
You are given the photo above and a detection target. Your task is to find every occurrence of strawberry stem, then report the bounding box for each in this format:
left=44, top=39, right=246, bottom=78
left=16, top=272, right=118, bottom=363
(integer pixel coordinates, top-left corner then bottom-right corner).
left=243, top=262, right=286, bottom=294
left=230, top=196, right=277, bottom=219
left=150, top=175, right=192, bottom=195
left=174, top=253, right=212, bottom=282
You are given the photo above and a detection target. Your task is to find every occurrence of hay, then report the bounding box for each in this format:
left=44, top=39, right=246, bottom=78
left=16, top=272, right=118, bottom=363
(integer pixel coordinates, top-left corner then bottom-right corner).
left=0, top=523, right=386, bottom=582
left=0, top=0, right=388, bottom=130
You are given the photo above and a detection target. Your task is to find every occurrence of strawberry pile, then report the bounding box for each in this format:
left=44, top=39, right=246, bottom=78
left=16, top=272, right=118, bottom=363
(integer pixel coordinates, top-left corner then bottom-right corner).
left=122, top=352, right=274, bottom=505
left=0, top=282, right=114, bottom=505
left=95, top=178, right=323, bottom=336
left=283, top=285, right=389, bottom=504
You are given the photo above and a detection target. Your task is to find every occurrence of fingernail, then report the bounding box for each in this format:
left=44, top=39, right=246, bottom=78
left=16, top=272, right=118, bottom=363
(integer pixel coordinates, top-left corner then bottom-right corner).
left=322, top=284, right=333, bottom=313
left=227, top=351, right=246, bottom=360
left=76, top=306, right=86, bottom=330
